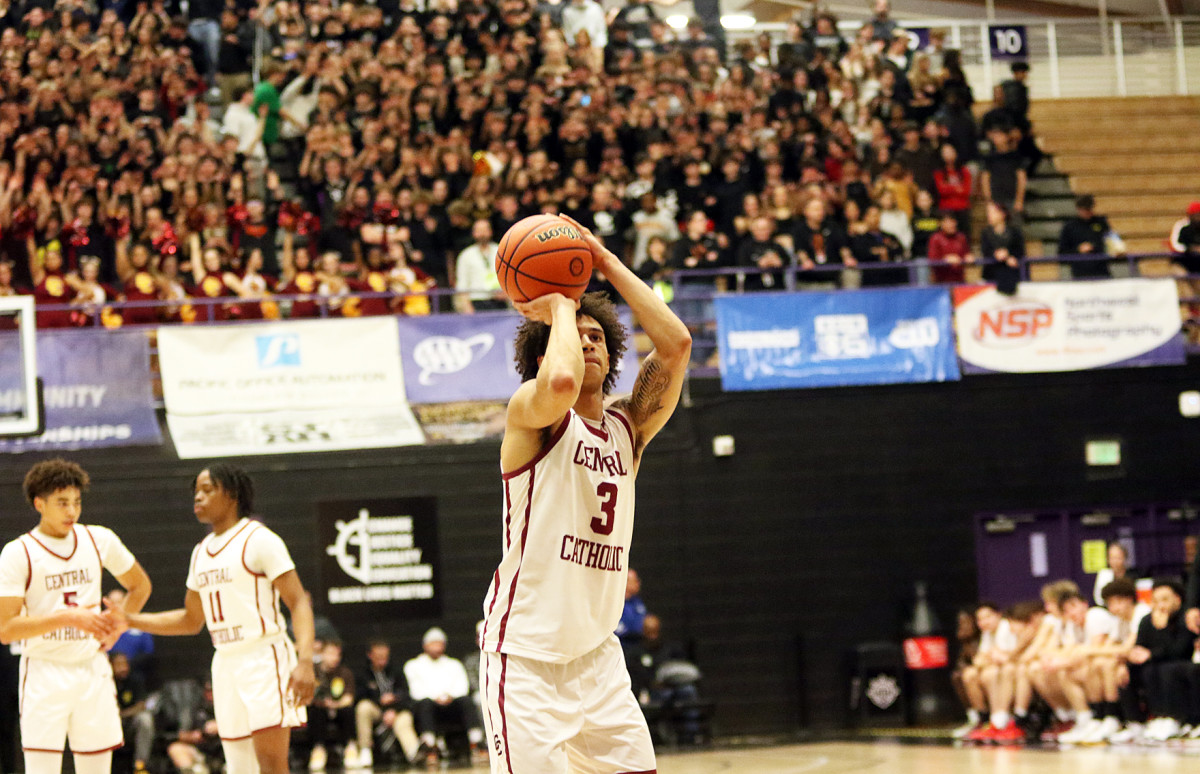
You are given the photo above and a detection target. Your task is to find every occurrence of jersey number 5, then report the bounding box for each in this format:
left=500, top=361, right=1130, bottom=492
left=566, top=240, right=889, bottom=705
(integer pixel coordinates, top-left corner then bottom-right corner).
left=591, top=482, right=618, bottom=536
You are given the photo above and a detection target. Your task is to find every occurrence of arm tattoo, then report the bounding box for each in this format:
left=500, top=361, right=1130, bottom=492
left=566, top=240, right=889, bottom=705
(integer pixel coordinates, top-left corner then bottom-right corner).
left=624, top=359, right=670, bottom=426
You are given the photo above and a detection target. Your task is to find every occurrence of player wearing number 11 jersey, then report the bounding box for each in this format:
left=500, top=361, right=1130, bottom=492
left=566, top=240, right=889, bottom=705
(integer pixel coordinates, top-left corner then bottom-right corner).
left=119, top=464, right=316, bottom=774
left=480, top=214, right=691, bottom=774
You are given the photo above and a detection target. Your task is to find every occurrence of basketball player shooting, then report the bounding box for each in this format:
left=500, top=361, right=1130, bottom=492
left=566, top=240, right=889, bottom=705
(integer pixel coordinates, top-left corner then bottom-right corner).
left=479, top=214, right=691, bottom=774
left=113, top=464, right=316, bottom=774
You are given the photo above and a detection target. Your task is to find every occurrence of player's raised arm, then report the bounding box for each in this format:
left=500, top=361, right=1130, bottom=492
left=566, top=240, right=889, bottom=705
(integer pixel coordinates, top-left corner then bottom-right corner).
left=558, top=214, right=691, bottom=455
left=506, top=292, right=584, bottom=433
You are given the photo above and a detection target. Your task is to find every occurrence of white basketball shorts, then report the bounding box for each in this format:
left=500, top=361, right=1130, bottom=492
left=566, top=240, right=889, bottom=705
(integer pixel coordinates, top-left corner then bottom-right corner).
left=480, top=634, right=656, bottom=774
left=211, top=637, right=306, bottom=740
left=20, top=652, right=123, bottom=754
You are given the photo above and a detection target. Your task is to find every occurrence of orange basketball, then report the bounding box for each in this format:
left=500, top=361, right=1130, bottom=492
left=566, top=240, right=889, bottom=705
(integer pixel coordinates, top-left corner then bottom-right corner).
left=495, top=215, right=592, bottom=303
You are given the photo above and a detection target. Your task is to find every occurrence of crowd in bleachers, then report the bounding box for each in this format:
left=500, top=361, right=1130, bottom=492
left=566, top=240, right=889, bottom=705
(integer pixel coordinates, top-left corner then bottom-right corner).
left=952, top=542, right=1200, bottom=747
left=0, top=0, right=1084, bottom=331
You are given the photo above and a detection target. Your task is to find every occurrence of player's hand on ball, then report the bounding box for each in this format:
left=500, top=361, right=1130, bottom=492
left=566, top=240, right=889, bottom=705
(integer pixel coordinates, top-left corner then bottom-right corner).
left=288, top=661, right=316, bottom=707
left=514, top=293, right=578, bottom=324
left=556, top=213, right=613, bottom=273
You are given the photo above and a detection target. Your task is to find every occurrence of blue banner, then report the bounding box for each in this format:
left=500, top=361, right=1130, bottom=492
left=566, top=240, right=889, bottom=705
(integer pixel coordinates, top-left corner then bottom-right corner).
left=716, top=288, right=961, bottom=391
left=0, top=329, right=162, bottom=453
left=397, top=311, right=641, bottom=404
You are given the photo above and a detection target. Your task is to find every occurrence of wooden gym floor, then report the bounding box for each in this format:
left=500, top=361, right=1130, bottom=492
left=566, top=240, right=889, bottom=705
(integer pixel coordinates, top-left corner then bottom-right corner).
left=654, top=741, right=1200, bottom=773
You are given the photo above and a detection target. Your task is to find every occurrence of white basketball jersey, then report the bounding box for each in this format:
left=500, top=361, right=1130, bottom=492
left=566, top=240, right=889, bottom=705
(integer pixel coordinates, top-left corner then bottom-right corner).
left=0, top=525, right=134, bottom=663
left=481, top=407, right=636, bottom=664
left=186, top=519, right=296, bottom=652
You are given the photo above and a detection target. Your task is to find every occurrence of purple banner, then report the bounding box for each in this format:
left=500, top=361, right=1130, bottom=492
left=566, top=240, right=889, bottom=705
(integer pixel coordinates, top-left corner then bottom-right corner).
left=0, top=329, right=162, bottom=453
left=396, top=311, right=641, bottom=404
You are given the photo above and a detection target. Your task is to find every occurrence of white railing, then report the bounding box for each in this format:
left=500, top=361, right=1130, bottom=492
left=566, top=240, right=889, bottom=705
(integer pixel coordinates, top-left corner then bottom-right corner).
left=744, top=16, right=1200, bottom=100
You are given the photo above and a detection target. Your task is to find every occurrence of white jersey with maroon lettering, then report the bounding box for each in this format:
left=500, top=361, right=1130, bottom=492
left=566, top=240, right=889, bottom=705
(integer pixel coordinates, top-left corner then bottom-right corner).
left=481, top=407, right=636, bottom=664
left=185, top=519, right=296, bottom=652
left=0, top=524, right=135, bottom=663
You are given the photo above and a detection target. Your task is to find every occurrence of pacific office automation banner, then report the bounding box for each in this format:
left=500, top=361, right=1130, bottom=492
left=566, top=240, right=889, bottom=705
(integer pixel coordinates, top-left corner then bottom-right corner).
left=158, top=318, right=425, bottom=458
left=953, top=279, right=1185, bottom=374
left=319, top=496, right=441, bottom=623
left=395, top=310, right=641, bottom=404
left=716, top=287, right=960, bottom=391
left=0, top=330, right=161, bottom=453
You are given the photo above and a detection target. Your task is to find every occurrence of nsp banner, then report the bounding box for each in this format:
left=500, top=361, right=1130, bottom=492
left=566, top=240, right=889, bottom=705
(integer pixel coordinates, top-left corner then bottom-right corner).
left=396, top=310, right=642, bottom=404
left=158, top=317, right=424, bottom=457
left=319, top=496, right=441, bottom=622
left=716, top=287, right=960, bottom=390
left=953, top=279, right=1185, bottom=373
left=0, top=329, right=161, bottom=453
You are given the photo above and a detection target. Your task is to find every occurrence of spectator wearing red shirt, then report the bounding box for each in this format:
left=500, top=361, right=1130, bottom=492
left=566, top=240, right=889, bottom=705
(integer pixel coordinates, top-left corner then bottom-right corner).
left=116, top=239, right=162, bottom=325
left=279, top=232, right=320, bottom=319
left=927, top=211, right=972, bottom=284
left=29, top=241, right=73, bottom=328
left=933, top=143, right=972, bottom=235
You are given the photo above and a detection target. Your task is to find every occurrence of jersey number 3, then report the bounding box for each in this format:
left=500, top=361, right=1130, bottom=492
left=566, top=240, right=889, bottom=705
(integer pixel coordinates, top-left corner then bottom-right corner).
left=591, top=482, right=618, bottom=536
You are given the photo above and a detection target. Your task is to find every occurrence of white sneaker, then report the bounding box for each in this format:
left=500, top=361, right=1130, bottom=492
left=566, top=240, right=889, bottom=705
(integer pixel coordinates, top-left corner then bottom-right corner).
left=1110, top=722, right=1144, bottom=744
left=951, top=721, right=978, bottom=739
left=309, top=745, right=327, bottom=771
left=1188, top=724, right=1200, bottom=739
left=1146, top=717, right=1181, bottom=741
left=1058, top=719, right=1097, bottom=744
left=357, top=747, right=373, bottom=769
left=1082, top=716, right=1120, bottom=744
left=343, top=742, right=359, bottom=769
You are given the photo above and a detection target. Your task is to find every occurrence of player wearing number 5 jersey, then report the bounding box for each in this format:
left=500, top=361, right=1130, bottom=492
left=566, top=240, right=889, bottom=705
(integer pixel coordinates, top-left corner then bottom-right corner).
left=480, top=213, right=691, bottom=774
left=0, top=459, right=152, bottom=774
left=118, top=464, right=316, bottom=774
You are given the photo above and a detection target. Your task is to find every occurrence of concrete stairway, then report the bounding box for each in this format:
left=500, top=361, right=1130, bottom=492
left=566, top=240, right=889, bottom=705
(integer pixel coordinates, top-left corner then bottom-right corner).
left=1033, top=96, right=1200, bottom=257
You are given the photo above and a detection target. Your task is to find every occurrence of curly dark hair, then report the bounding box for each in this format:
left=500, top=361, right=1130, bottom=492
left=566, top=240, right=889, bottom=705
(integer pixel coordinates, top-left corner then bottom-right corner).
left=195, top=462, right=255, bottom=518
left=24, top=458, right=90, bottom=504
left=513, top=292, right=628, bottom=395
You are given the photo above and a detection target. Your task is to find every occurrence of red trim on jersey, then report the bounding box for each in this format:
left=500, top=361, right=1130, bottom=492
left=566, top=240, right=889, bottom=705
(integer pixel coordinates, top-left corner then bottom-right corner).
left=494, top=468, right=534, bottom=650
left=618, top=770, right=656, bottom=773
left=580, top=413, right=610, bottom=441
left=483, top=654, right=497, bottom=763
left=25, top=528, right=78, bottom=561
left=498, top=654, right=513, bottom=774
left=250, top=722, right=293, bottom=735
left=271, top=642, right=285, bottom=725
left=219, top=734, right=252, bottom=742
left=18, top=660, right=28, bottom=718
left=500, top=414, right=570, bottom=481
left=23, top=747, right=66, bottom=754
left=240, top=524, right=267, bottom=577
left=206, top=519, right=253, bottom=557
left=20, top=542, right=31, bottom=591
left=253, top=576, right=267, bottom=635
left=503, top=479, right=513, bottom=550
left=607, top=408, right=635, bottom=448
left=70, top=743, right=123, bottom=755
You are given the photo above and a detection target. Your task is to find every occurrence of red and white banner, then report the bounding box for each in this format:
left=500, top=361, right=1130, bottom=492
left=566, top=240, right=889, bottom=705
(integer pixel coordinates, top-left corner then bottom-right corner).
left=953, top=279, right=1184, bottom=374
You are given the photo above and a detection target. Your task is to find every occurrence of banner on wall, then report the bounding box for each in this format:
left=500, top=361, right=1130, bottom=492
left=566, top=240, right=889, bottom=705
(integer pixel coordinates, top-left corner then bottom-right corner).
left=395, top=310, right=641, bottom=404
left=318, top=496, right=441, bottom=622
left=0, top=329, right=161, bottom=453
left=716, top=288, right=960, bottom=391
left=158, top=318, right=424, bottom=457
left=953, top=279, right=1185, bottom=374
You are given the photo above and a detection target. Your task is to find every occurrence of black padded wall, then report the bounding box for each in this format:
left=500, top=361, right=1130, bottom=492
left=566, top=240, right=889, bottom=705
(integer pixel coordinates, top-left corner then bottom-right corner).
left=2, top=361, right=1199, bottom=735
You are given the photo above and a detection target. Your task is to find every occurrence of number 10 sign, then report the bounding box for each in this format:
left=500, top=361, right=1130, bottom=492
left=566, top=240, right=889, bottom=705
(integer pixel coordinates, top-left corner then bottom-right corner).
left=989, top=24, right=1028, bottom=61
